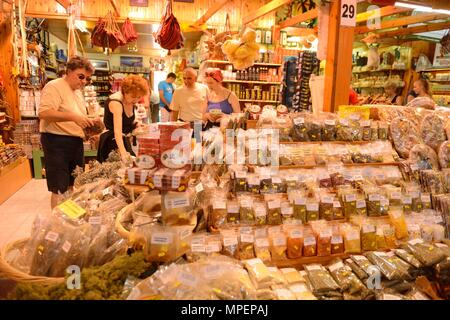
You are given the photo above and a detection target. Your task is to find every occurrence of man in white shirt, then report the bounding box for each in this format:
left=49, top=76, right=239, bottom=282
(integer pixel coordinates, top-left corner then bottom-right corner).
left=170, top=68, right=208, bottom=124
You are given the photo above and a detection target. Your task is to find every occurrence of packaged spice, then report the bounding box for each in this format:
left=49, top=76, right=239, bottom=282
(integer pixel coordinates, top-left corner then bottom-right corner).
left=306, top=201, right=320, bottom=222
left=388, top=189, right=402, bottom=207
left=210, top=198, right=228, bottom=230
left=234, top=171, right=248, bottom=193
left=366, top=192, right=381, bottom=217
left=322, top=118, right=337, bottom=141
left=267, top=199, right=283, bottom=225
left=308, top=120, right=323, bottom=141
left=317, top=228, right=332, bottom=257
left=331, top=235, right=344, bottom=254
left=285, top=175, right=299, bottom=190
left=350, top=254, right=376, bottom=276
left=304, top=264, right=341, bottom=299
left=404, top=239, right=446, bottom=267
left=370, top=121, right=379, bottom=141
left=254, top=237, right=271, bottom=263
left=384, top=226, right=397, bottom=249
left=376, top=225, right=388, bottom=250
left=394, top=249, right=423, bottom=269
left=271, top=176, right=286, bottom=193
left=361, top=223, right=377, bottom=251
left=293, top=197, right=307, bottom=223
left=147, top=230, right=176, bottom=263
left=378, top=122, right=388, bottom=140
left=291, top=115, right=309, bottom=141
left=318, top=171, right=332, bottom=188
left=247, top=174, right=261, bottom=194
left=243, top=258, right=273, bottom=289
left=221, top=233, right=239, bottom=259
left=286, top=227, right=303, bottom=259
left=388, top=209, right=408, bottom=240
left=254, top=204, right=267, bottom=226
left=303, top=235, right=317, bottom=257
left=327, top=259, right=367, bottom=296
left=421, top=193, right=431, bottom=210
left=380, top=196, right=390, bottom=216
left=270, top=234, right=287, bottom=260
left=320, top=195, right=334, bottom=221
left=344, top=228, right=361, bottom=254
left=336, top=118, right=353, bottom=141
left=365, top=251, right=405, bottom=281
left=239, top=232, right=256, bottom=260
left=333, top=200, right=344, bottom=220
left=361, top=120, right=371, bottom=141
left=260, top=175, right=273, bottom=194
left=342, top=193, right=357, bottom=219
left=162, top=191, right=194, bottom=226
left=356, top=198, right=367, bottom=217
left=239, top=196, right=255, bottom=224
left=345, top=258, right=368, bottom=280
left=227, top=200, right=240, bottom=224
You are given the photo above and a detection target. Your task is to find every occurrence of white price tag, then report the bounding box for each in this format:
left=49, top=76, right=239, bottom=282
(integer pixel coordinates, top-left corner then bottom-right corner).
left=362, top=224, right=376, bottom=234
left=421, top=194, right=431, bottom=203
left=45, top=231, right=59, bottom=242
left=294, top=117, right=305, bottom=125
left=228, top=204, right=240, bottom=214
left=166, top=196, right=189, bottom=209
left=290, top=229, right=303, bottom=239
left=322, top=196, right=333, bottom=204
left=295, top=198, right=307, bottom=206
left=240, top=199, right=253, bottom=208
left=408, top=239, right=424, bottom=246
left=254, top=206, right=266, bottom=217
left=340, top=119, right=349, bottom=126
left=151, top=233, right=173, bottom=245
left=89, top=216, right=102, bottom=225
left=324, top=119, right=336, bottom=126
left=361, top=120, right=371, bottom=127
left=223, top=237, right=238, bottom=247
left=380, top=198, right=390, bottom=207
left=346, top=194, right=356, bottom=202
left=369, top=194, right=380, bottom=202
left=235, top=171, right=247, bottom=179
left=213, top=200, right=227, bottom=210
left=329, top=261, right=345, bottom=273
left=268, top=200, right=281, bottom=209
left=331, top=235, right=343, bottom=244
left=340, top=0, right=357, bottom=27
left=195, top=183, right=204, bottom=193
left=255, top=238, right=270, bottom=247
left=191, top=244, right=206, bottom=253
left=391, top=192, right=402, bottom=200
left=306, top=203, right=319, bottom=211
left=273, top=236, right=287, bottom=246
left=290, top=284, right=308, bottom=293
left=206, top=243, right=221, bottom=253
left=356, top=200, right=366, bottom=209
left=241, top=234, right=255, bottom=243
left=347, top=231, right=359, bottom=241
left=254, top=228, right=267, bottom=238
left=402, top=197, right=413, bottom=205
left=102, top=187, right=113, bottom=197
left=333, top=201, right=342, bottom=208
left=62, top=241, right=72, bottom=253
left=305, top=264, right=322, bottom=272
left=272, top=177, right=282, bottom=184
left=281, top=206, right=293, bottom=216
left=304, top=237, right=316, bottom=246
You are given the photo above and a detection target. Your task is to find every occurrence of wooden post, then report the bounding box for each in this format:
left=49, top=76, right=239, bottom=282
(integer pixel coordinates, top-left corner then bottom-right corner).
left=323, top=0, right=355, bottom=112
left=0, top=15, right=19, bottom=123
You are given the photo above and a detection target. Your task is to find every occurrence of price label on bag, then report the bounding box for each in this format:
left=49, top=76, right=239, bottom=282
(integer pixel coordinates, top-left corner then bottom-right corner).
left=340, top=0, right=357, bottom=27
left=57, top=200, right=86, bottom=220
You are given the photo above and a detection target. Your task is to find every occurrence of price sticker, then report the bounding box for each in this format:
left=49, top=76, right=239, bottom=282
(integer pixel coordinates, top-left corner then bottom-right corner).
left=57, top=200, right=86, bottom=220
left=340, top=0, right=357, bottom=27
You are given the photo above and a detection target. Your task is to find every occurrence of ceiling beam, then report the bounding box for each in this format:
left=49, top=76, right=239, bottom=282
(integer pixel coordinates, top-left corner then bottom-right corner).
left=376, top=20, right=450, bottom=38
left=192, top=0, right=231, bottom=27
left=55, top=0, right=71, bottom=9
left=279, top=8, right=318, bottom=29
left=243, top=0, right=292, bottom=25
left=355, top=13, right=449, bottom=34
left=356, top=5, right=412, bottom=24
left=109, top=0, right=120, bottom=16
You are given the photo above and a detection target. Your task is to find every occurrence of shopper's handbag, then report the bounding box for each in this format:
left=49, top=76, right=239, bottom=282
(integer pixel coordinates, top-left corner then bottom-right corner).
left=155, top=0, right=184, bottom=55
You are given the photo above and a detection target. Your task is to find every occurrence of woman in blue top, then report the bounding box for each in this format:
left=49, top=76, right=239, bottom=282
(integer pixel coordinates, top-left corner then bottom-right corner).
left=202, top=69, right=240, bottom=128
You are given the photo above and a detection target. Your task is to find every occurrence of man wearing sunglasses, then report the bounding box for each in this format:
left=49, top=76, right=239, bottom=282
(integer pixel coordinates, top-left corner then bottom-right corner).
left=38, top=55, right=95, bottom=208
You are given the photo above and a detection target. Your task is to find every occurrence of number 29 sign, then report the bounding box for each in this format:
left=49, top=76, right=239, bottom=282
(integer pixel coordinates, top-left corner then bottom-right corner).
left=340, top=0, right=357, bottom=27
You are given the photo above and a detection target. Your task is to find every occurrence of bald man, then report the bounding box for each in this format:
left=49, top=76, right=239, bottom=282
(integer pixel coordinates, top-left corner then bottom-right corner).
left=170, top=68, right=208, bottom=123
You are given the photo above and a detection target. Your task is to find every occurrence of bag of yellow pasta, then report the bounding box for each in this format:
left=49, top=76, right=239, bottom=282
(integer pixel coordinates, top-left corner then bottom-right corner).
left=388, top=208, right=408, bottom=240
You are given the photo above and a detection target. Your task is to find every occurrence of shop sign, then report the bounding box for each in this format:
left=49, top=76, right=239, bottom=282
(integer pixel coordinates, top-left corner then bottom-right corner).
left=340, top=0, right=357, bottom=27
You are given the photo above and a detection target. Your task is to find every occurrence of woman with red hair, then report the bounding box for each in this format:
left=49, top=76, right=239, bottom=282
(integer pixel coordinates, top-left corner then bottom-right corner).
left=202, top=68, right=240, bottom=128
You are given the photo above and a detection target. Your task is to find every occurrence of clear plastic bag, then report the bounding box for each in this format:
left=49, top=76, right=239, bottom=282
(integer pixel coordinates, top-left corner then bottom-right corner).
left=389, top=117, right=421, bottom=159
left=404, top=239, right=446, bottom=267
left=388, top=208, right=409, bottom=240
left=162, top=190, right=195, bottom=226
left=420, top=114, right=446, bottom=151
left=304, top=264, right=341, bottom=299
left=438, top=141, right=450, bottom=169
left=409, top=144, right=440, bottom=170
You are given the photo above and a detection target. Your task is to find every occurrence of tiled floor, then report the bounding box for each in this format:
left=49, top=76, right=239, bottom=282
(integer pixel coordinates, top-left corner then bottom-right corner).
left=0, top=179, right=51, bottom=247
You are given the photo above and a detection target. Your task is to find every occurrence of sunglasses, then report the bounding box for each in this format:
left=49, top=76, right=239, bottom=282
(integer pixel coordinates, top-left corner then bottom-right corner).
left=78, top=74, right=92, bottom=82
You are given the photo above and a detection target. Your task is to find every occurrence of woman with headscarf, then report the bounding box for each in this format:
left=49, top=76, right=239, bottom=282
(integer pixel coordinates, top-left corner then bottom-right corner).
left=202, top=68, right=240, bottom=128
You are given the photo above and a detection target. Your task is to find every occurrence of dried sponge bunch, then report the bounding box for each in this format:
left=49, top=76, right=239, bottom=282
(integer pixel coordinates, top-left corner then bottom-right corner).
left=222, top=29, right=260, bottom=70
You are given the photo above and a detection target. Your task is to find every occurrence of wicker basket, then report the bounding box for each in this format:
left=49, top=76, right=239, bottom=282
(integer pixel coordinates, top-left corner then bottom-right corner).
left=0, top=238, right=65, bottom=285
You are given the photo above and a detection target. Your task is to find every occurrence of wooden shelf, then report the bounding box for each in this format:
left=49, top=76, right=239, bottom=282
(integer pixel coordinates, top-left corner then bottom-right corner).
left=433, top=91, right=450, bottom=95
left=277, top=162, right=401, bottom=170
left=224, top=80, right=281, bottom=85
left=0, top=157, right=32, bottom=205
left=239, top=99, right=280, bottom=103
left=112, top=70, right=150, bottom=74
left=353, top=84, right=405, bottom=89
left=280, top=141, right=374, bottom=145
left=421, top=67, right=450, bottom=72
left=353, top=68, right=406, bottom=74
left=204, top=60, right=282, bottom=67
left=429, top=80, right=450, bottom=83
